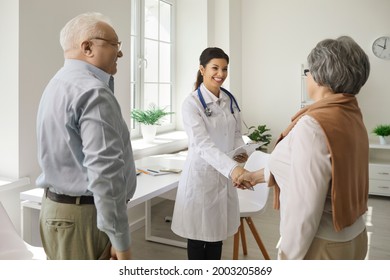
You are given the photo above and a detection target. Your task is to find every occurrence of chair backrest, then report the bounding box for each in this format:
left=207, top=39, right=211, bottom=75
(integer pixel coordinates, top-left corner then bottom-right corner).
left=237, top=151, right=270, bottom=217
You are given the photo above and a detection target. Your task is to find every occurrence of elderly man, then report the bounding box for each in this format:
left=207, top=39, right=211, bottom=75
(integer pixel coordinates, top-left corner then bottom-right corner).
left=36, top=12, right=136, bottom=260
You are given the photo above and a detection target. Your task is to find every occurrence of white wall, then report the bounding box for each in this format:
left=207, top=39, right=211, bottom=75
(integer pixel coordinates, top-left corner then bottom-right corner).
left=175, top=0, right=243, bottom=130
left=241, top=0, right=390, bottom=146
left=0, top=0, right=19, bottom=178
left=175, top=0, right=208, bottom=131
left=227, top=0, right=242, bottom=106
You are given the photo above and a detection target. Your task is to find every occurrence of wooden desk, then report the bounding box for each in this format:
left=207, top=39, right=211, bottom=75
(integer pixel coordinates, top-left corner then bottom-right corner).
left=20, top=153, right=187, bottom=248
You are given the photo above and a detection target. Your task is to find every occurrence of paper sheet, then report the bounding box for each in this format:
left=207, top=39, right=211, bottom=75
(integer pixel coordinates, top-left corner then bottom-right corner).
left=137, top=166, right=182, bottom=176
left=227, top=142, right=266, bottom=158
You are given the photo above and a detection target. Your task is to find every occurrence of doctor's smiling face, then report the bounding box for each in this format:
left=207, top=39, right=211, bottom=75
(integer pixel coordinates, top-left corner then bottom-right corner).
left=200, top=58, right=228, bottom=97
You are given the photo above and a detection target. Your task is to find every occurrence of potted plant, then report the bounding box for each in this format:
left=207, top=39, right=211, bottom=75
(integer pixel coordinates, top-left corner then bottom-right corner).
left=131, top=104, right=174, bottom=142
left=372, top=124, right=390, bottom=145
left=246, top=124, right=272, bottom=151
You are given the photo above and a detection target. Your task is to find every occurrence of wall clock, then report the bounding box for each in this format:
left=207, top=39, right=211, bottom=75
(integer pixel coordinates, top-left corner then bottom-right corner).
left=372, top=36, right=390, bottom=60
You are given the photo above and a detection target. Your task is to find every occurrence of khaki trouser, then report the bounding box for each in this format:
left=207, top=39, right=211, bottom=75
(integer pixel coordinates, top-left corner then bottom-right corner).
left=304, top=228, right=368, bottom=260
left=39, top=194, right=111, bottom=260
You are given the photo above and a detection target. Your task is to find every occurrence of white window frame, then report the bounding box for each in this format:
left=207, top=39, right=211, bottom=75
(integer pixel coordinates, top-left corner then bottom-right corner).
left=130, top=0, right=176, bottom=138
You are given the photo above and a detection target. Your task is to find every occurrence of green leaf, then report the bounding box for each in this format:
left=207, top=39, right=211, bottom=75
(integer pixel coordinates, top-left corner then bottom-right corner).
left=131, top=104, right=174, bottom=125
left=246, top=124, right=272, bottom=146
left=372, top=124, right=390, bottom=136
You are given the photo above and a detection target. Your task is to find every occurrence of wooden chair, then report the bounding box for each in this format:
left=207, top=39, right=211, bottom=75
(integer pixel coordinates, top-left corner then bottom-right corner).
left=233, top=151, right=271, bottom=260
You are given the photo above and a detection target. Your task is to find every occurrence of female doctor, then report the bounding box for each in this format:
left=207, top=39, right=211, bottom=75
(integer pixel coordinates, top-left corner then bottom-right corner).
left=171, top=47, right=248, bottom=260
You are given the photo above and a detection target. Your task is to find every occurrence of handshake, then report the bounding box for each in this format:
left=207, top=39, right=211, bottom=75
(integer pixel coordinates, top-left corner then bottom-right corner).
left=231, top=166, right=265, bottom=191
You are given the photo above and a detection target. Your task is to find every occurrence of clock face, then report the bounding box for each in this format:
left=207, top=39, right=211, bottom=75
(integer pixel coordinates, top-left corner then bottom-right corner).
left=372, top=36, right=390, bottom=60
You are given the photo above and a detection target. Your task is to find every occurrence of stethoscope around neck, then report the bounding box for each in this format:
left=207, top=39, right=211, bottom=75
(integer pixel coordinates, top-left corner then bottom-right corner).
left=197, top=86, right=241, bottom=117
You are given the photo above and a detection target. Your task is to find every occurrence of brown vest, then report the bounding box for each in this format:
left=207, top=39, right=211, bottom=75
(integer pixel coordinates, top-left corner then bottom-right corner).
left=270, top=94, right=369, bottom=232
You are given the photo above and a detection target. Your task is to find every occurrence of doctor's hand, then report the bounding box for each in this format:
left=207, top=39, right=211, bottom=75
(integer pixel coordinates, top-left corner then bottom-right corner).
left=231, top=166, right=253, bottom=190
left=233, top=152, right=248, bottom=163
left=231, top=166, right=246, bottom=182
left=235, top=168, right=266, bottom=189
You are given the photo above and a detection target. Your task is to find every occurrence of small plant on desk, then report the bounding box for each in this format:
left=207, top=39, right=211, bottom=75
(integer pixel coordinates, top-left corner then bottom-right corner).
left=372, top=124, right=390, bottom=137
left=372, top=124, right=390, bottom=145
left=246, top=124, right=272, bottom=151
left=131, top=104, right=174, bottom=125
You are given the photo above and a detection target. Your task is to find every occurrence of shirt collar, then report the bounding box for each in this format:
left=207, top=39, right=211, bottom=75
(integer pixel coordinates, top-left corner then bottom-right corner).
left=200, top=83, right=227, bottom=104
left=64, top=59, right=113, bottom=89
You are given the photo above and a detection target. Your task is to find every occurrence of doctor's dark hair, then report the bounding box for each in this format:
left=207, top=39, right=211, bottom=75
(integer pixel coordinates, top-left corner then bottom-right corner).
left=194, top=47, right=229, bottom=90
left=307, top=36, right=370, bottom=95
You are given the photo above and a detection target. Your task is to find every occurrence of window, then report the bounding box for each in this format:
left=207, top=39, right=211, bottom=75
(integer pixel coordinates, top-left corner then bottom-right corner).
left=130, top=0, right=175, bottom=136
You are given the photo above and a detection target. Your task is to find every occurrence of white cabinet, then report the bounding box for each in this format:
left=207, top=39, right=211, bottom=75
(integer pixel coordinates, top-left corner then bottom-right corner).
left=369, top=144, right=390, bottom=196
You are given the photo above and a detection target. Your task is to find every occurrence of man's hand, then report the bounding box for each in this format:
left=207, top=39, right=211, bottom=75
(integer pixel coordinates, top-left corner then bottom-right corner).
left=110, top=246, right=132, bottom=260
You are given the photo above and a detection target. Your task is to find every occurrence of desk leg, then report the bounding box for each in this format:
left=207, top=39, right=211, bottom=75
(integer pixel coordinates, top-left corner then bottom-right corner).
left=144, top=200, right=186, bottom=248
left=145, top=200, right=152, bottom=239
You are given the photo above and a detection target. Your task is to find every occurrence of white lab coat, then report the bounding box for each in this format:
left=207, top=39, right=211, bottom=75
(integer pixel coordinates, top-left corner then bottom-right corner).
left=171, top=84, right=244, bottom=241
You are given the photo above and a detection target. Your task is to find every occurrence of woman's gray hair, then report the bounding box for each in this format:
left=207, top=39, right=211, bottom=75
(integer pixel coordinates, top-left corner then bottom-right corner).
left=60, top=12, right=112, bottom=51
left=307, top=36, right=370, bottom=95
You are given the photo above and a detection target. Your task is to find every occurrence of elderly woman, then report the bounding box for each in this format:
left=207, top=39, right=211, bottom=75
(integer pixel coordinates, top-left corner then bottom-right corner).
left=236, top=36, right=370, bottom=260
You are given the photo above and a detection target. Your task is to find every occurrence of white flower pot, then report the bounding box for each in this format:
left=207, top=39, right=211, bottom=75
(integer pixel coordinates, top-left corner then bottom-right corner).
left=379, top=136, right=388, bottom=145
left=141, top=124, right=157, bottom=143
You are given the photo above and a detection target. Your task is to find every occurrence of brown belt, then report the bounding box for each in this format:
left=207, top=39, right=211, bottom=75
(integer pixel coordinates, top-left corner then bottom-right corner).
left=46, top=189, right=94, bottom=205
